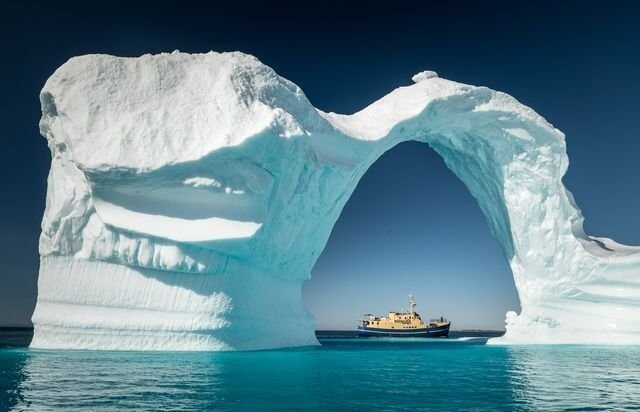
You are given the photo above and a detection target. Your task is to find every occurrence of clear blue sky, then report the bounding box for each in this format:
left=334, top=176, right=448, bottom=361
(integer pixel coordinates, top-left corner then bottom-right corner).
left=1, top=1, right=639, bottom=329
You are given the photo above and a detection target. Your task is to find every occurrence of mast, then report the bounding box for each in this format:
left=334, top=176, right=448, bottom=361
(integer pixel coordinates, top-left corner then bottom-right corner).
left=408, top=295, right=416, bottom=314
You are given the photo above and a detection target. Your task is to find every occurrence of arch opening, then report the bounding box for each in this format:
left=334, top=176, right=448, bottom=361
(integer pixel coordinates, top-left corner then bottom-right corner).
left=304, top=140, right=520, bottom=331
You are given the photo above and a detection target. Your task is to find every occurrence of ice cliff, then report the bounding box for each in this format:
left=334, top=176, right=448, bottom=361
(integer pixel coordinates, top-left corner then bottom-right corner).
left=32, top=51, right=640, bottom=350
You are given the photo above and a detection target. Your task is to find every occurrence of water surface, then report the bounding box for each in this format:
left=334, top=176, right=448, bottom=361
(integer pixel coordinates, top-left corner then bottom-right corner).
left=1, top=331, right=639, bottom=410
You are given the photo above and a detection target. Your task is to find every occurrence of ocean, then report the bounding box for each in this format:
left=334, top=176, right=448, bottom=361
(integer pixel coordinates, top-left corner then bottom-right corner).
left=1, top=329, right=639, bottom=411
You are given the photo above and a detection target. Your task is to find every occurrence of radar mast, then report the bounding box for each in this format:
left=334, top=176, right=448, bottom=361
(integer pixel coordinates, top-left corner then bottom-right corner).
left=408, top=295, right=416, bottom=314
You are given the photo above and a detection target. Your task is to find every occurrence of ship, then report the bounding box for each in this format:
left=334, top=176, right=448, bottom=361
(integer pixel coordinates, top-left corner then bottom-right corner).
left=356, top=295, right=450, bottom=337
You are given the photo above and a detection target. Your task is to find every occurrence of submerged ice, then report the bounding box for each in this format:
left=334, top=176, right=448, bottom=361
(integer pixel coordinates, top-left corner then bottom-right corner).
left=32, top=52, right=640, bottom=350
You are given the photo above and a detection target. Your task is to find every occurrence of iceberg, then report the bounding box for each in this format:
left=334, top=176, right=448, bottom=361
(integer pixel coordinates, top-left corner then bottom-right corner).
left=32, top=52, right=640, bottom=350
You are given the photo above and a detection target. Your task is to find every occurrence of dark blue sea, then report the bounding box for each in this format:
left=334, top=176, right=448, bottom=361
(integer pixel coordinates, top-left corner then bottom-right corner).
left=1, top=329, right=639, bottom=411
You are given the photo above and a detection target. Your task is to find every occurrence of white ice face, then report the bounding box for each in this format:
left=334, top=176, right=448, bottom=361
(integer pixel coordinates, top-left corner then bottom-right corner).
left=31, top=52, right=640, bottom=350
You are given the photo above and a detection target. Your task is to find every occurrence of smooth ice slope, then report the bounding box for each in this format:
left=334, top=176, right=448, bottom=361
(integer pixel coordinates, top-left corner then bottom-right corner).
left=32, top=52, right=640, bottom=350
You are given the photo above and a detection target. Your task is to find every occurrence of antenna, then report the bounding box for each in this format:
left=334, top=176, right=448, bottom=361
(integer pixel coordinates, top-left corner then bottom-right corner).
left=408, top=295, right=416, bottom=314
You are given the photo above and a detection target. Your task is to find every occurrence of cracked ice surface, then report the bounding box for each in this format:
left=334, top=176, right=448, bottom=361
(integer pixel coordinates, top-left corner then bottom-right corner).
left=32, top=51, right=640, bottom=350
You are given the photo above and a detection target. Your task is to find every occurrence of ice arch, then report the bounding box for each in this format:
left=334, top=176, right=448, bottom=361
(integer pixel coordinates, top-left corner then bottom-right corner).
left=32, top=52, right=640, bottom=350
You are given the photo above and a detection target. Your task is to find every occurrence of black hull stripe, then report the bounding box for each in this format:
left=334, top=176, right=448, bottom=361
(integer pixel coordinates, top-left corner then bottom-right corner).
left=356, top=331, right=449, bottom=338
left=357, top=326, right=449, bottom=333
left=356, top=325, right=450, bottom=337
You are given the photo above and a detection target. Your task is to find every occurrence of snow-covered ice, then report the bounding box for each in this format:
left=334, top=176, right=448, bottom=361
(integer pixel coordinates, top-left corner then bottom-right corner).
left=32, top=51, right=640, bottom=350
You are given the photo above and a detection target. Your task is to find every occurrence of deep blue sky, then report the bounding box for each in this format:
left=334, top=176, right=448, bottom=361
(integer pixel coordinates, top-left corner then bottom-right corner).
left=1, top=2, right=639, bottom=329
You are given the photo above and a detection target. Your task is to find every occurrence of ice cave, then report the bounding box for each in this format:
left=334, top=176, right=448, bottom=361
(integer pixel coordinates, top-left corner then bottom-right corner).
left=31, top=51, right=640, bottom=350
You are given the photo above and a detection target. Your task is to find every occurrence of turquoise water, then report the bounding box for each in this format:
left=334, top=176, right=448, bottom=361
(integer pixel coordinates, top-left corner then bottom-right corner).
left=2, top=334, right=640, bottom=411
